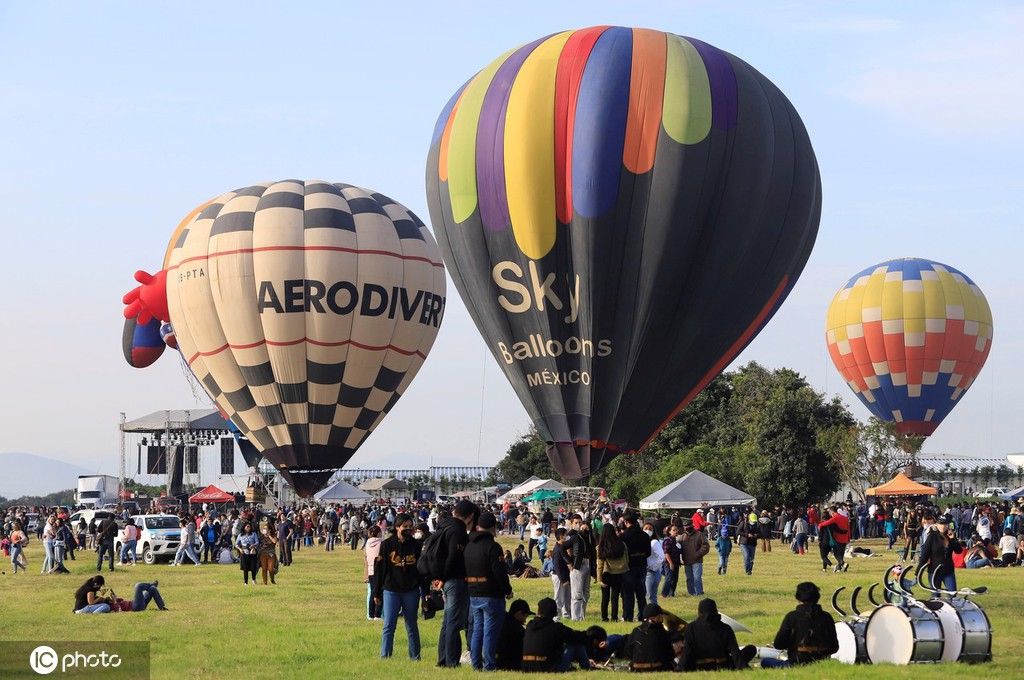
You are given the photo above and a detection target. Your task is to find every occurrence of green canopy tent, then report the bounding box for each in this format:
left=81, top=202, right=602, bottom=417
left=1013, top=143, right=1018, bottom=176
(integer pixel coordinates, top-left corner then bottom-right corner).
left=521, top=489, right=563, bottom=503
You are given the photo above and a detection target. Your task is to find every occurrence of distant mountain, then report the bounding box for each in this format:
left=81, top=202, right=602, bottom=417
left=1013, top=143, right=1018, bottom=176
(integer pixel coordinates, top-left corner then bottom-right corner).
left=0, top=453, right=100, bottom=499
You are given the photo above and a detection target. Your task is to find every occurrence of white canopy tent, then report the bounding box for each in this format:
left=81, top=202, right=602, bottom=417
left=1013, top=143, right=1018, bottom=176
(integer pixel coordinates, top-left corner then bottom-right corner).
left=315, top=480, right=372, bottom=504
left=640, top=470, right=755, bottom=510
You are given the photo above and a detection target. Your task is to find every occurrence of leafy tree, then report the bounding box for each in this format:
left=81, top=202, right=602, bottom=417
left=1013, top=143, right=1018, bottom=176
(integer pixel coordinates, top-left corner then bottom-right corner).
left=490, top=431, right=557, bottom=485
left=821, top=418, right=915, bottom=500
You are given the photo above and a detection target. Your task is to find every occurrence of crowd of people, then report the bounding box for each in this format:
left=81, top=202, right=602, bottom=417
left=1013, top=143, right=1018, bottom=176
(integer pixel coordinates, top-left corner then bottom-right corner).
left=2, top=490, right=1022, bottom=670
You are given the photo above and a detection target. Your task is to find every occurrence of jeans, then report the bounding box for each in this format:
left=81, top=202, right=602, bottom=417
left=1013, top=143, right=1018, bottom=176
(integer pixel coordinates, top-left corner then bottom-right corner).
left=740, top=544, right=756, bottom=574
left=555, top=643, right=591, bottom=672
left=645, top=569, right=661, bottom=606
left=75, top=603, right=111, bottom=614
left=793, top=533, right=807, bottom=554
left=437, top=579, right=469, bottom=666
left=622, top=564, right=647, bottom=621
left=11, top=544, right=23, bottom=573
left=380, top=588, right=421, bottom=659
left=97, top=542, right=115, bottom=571
left=966, top=557, right=991, bottom=569
left=367, top=582, right=382, bottom=618
left=684, top=562, right=704, bottom=595
left=519, top=524, right=527, bottom=540
left=326, top=533, right=336, bottom=551
left=53, top=542, right=67, bottom=571
left=718, top=550, right=730, bottom=574
left=121, top=540, right=138, bottom=564
left=858, top=516, right=867, bottom=540
left=42, top=538, right=54, bottom=573
left=469, top=596, right=505, bottom=670
left=661, top=565, right=679, bottom=597
left=569, top=560, right=591, bottom=620
left=174, top=542, right=200, bottom=565
left=934, top=568, right=957, bottom=592
left=202, top=541, right=216, bottom=562
left=132, top=582, right=166, bottom=611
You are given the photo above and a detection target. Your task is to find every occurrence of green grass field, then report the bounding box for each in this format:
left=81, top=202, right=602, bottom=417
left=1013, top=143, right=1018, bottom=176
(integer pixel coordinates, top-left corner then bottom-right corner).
left=1, top=536, right=1020, bottom=679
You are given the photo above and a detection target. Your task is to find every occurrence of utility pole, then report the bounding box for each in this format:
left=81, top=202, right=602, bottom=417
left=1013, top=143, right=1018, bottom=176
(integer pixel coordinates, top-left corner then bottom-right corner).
left=119, top=412, right=127, bottom=502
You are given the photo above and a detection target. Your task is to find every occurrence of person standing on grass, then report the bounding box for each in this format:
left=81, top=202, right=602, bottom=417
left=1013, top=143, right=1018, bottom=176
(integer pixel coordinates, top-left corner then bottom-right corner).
left=791, top=515, right=809, bottom=555
left=41, top=515, right=57, bottom=574
left=374, top=513, right=424, bottom=661
left=364, top=525, right=383, bottom=620
left=758, top=511, right=773, bottom=552
left=236, top=522, right=259, bottom=585
left=643, top=521, right=664, bottom=607
left=258, top=523, right=278, bottom=585
left=565, top=514, right=592, bottom=621
left=200, top=516, right=220, bottom=563
left=715, top=522, right=732, bottom=575
left=681, top=523, right=709, bottom=596
left=596, top=523, right=628, bottom=623
left=550, top=528, right=571, bottom=619
left=9, top=521, right=27, bottom=573
left=172, top=517, right=201, bottom=567
left=661, top=525, right=682, bottom=599
left=818, top=506, right=849, bottom=572
left=465, top=512, right=513, bottom=671
left=621, top=512, right=651, bottom=622
left=436, top=500, right=477, bottom=667
left=120, top=519, right=139, bottom=566
left=737, top=512, right=758, bottom=576
left=277, top=513, right=294, bottom=566
left=96, top=514, right=118, bottom=572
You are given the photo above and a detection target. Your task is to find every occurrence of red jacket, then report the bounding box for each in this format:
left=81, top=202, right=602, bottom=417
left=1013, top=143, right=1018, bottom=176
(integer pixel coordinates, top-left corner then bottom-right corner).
left=819, top=513, right=850, bottom=545
left=691, top=511, right=708, bottom=532
left=807, top=507, right=819, bottom=525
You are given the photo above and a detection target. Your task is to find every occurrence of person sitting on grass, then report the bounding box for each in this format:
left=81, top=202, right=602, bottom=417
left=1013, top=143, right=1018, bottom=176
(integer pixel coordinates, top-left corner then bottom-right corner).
left=495, top=599, right=534, bottom=671
left=679, top=598, right=757, bottom=671
left=585, top=625, right=627, bottom=668
left=625, top=604, right=675, bottom=673
left=521, top=597, right=591, bottom=673
left=761, top=582, right=838, bottom=668
left=73, top=576, right=167, bottom=613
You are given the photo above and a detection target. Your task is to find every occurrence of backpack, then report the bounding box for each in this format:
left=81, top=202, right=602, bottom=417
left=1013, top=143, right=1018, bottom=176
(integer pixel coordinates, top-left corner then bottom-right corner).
left=417, top=530, right=447, bottom=581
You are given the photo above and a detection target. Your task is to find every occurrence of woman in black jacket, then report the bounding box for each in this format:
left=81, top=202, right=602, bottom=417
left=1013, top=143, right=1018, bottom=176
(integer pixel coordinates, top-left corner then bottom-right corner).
left=373, top=514, right=423, bottom=660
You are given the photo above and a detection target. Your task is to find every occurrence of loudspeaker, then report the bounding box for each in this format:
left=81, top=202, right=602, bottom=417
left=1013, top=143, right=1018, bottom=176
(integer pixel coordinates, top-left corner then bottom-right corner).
left=220, top=438, right=235, bottom=475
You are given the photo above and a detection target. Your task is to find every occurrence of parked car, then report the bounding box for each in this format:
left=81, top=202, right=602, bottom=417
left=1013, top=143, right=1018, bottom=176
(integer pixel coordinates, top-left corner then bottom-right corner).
left=115, top=514, right=199, bottom=564
left=975, top=487, right=1009, bottom=498
left=68, top=509, right=118, bottom=531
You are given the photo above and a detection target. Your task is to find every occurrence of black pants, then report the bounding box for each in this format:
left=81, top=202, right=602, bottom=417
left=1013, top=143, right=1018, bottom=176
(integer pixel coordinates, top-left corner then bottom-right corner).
left=202, top=541, right=216, bottom=562
left=819, top=540, right=832, bottom=569
left=528, top=538, right=538, bottom=561
left=832, top=543, right=846, bottom=568
left=622, top=564, right=646, bottom=622
left=902, top=535, right=919, bottom=561
left=600, top=573, right=623, bottom=621
left=97, top=542, right=115, bottom=571
left=240, top=554, right=258, bottom=582
left=279, top=542, right=292, bottom=566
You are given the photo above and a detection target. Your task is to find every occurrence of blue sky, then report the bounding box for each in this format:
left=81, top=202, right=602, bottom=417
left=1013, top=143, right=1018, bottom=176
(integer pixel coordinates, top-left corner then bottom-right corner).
left=0, top=2, right=1020, bottom=478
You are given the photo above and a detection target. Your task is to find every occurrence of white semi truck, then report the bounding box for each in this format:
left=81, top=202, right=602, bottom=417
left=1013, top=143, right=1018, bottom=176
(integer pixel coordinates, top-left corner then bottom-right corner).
left=76, top=475, right=119, bottom=508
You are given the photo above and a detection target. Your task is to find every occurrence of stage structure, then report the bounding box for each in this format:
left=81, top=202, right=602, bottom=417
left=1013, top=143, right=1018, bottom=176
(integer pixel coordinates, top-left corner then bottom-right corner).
left=119, top=409, right=232, bottom=499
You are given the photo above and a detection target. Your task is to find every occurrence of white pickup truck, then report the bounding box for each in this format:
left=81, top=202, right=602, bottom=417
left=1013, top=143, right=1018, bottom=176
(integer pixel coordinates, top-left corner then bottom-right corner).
left=115, top=514, right=200, bottom=564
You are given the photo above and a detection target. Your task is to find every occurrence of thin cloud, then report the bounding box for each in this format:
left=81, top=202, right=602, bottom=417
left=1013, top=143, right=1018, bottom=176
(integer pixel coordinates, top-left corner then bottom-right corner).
left=843, top=10, right=1024, bottom=135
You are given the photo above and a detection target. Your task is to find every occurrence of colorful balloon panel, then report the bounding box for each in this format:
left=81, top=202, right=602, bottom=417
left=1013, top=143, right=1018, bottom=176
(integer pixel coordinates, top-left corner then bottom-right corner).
left=164, top=181, right=446, bottom=496
left=427, top=27, right=821, bottom=478
left=122, top=317, right=165, bottom=368
left=826, top=258, right=993, bottom=436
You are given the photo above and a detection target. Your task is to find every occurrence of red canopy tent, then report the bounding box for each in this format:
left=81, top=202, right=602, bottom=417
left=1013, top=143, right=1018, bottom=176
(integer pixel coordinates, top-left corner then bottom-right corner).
left=189, top=485, right=235, bottom=504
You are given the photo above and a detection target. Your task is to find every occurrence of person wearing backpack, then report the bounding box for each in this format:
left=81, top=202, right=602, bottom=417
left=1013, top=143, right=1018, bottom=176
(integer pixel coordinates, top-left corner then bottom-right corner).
left=761, top=581, right=838, bottom=668
left=434, top=499, right=478, bottom=667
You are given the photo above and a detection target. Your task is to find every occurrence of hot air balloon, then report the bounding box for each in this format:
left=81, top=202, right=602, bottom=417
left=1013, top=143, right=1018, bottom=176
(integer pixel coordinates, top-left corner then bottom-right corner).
left=826, top=258, right=992, bottom=436
left=123, top=181, right=446, bottom=495
left=426, top=27, right=820, bottom=479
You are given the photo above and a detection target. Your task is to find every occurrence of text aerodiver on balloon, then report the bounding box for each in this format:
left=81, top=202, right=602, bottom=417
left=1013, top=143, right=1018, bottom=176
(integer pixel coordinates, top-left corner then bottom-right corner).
left=256, top=278, right=445, bottom=328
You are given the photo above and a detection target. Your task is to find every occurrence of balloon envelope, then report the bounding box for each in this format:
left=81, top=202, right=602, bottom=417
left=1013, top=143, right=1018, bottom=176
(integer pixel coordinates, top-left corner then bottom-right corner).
left=426, top=27, right=820, bottom=478
left=165, top=181, right=446, bottom=496
left=122, top=317, right=165, bottom=368
left=826, top=258, right=992, bottom=436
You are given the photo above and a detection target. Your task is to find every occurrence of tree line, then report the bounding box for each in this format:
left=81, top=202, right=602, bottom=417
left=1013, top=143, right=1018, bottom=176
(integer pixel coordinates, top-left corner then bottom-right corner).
left=488, top=362, right=953, bottom=508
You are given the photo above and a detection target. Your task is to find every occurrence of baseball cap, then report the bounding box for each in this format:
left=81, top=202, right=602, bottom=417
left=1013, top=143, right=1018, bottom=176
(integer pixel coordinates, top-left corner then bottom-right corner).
left=509, top=599, right=535, bottom=617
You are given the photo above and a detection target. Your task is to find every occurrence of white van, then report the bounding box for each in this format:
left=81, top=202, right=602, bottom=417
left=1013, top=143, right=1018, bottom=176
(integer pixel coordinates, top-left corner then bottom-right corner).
left=116, top=514, right=199, bottom=564
left=68, top=509, right=117, bottom=530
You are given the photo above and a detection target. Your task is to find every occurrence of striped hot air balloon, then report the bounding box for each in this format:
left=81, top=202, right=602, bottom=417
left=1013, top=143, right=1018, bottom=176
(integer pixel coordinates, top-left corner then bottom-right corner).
left=126, top=181, right=446, bottom=496
left=426, top=27, right=821, bottom=479
left=826, top=258, right=993, bottom=436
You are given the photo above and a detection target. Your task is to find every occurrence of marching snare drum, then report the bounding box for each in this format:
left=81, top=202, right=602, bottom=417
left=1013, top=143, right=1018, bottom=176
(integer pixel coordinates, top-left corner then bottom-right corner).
left=832, top=620, right=868, bottom=664
left=950, top=598, right=992, bottom=663
left=866, top=603, right=944, bottom=664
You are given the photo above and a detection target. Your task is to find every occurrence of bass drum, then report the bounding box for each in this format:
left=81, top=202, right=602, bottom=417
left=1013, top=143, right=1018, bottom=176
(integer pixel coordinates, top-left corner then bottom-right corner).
left=832, top=620, right=868, bottom=664
left=931, top=601, right=964, bottom=662
left=951, top=599, right=992, bottom=663
left=866, top=603, right=944, bottom=665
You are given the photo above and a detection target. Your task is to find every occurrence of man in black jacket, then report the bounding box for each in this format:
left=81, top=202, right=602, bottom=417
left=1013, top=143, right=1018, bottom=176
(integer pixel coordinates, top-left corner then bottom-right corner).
left=465, top=512, right=513, bottom=670
left=436, top=499, right=477, bottom=667
left=373, top=513, right=424, bottom=660
left=626, top=604, right=675, bottom=672
left=621, top=512, right=651, bottom=622
left=496, top=599, right=534, bottom=670
left=96, top=516, right=117, bottom=572
left=680, top=598, right=757, bottom=671
left=762, top=582, right=838, bottom=668
left=550, top=528, right=571, bottom=619
left=522, top=598, right=591, bottom=672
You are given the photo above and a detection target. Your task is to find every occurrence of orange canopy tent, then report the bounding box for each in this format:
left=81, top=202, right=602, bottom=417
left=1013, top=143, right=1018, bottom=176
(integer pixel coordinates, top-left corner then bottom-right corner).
left=866, top=472, right=937, bottom=497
